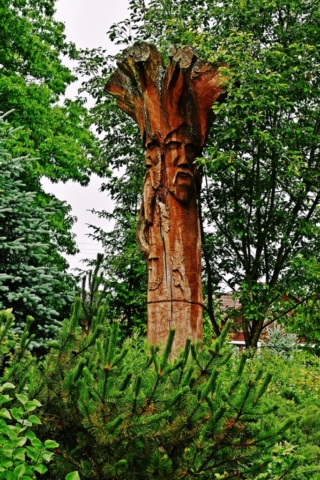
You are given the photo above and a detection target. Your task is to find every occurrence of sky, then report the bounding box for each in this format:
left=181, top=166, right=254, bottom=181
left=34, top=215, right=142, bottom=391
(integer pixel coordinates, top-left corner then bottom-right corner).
left=41, top=0, right=130, bottom=270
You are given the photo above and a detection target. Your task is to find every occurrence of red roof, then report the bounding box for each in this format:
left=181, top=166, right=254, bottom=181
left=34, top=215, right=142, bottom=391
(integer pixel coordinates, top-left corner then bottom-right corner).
left=218, top=293, right=241, bottom=310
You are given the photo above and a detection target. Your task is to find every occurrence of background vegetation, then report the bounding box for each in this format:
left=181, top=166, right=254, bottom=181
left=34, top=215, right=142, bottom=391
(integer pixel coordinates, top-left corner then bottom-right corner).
left=0, top=0, right=320, bottom=478
left=79, top=0, right=320, bottom=345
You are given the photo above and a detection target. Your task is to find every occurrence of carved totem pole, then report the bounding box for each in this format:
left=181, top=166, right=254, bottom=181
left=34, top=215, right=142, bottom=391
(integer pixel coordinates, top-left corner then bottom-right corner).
left=106, top=42, right=224, bottom=354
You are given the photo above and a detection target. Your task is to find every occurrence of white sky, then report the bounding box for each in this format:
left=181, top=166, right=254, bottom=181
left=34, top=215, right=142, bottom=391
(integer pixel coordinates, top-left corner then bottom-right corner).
left=42, top=0, right=130, bottom=271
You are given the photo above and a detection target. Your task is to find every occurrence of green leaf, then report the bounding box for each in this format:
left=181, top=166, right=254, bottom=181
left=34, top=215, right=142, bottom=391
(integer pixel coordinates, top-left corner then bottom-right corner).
left=31, top=437, right=43, bottom=448
left=10, top=407, right=23, bottom=422
left=65, top=472, right=81, bottom=480
left=2, top=470, right=14, bottom=479
left=25, top=400, right=41, bottom=412
left=0, top=408, right=12, bottom=420
left=14, top=464, right=25, bottom=478
left=13, top=447, right=26, bottom=461
left=26, top=447, right=38, bottom=462
left=44, top=439, right=59, bottom=449
left=25, top=431, right=36, bottom=440
left=27, top=415, right=41, bottom=425
left=17, top=437, right=27, bottom=447
left=16, top=394, right=29, bottom=406
left=34, top=464, right=48, bottom=474
left=42, top=451, right=55, bottom=462
left=0, top=383, right=15, bottom=391
left=0, top=459, right=13, bottom=468
left=0, top=394, right=12, bottom=404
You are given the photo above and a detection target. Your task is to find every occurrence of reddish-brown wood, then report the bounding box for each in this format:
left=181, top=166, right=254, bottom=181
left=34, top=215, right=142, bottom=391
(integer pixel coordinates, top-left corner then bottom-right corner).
left=105, top=42, right=225, bottom=354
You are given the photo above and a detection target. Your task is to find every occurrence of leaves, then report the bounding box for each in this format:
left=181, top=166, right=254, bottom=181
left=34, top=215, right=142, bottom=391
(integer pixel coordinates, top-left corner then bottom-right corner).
left=0, top=309, right=58, bottom=479
left=34, top=309, right=299, bottom=479
left=27, top=415, right=41, bottom=425
left=65, top=472, right=81, bottom=480
left=16, top=395, right=29, bottom=406
left=99, top=0, right=320, bottom=346
left=44, top=439, right=59, bottom=449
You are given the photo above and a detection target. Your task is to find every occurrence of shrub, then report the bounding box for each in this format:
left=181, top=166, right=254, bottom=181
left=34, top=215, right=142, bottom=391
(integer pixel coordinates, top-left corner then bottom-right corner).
left=33, top=300, right=295, bottom=480
left=0, top=309, right=80, bottom=480
left=0, top=310, right=57, bottom=479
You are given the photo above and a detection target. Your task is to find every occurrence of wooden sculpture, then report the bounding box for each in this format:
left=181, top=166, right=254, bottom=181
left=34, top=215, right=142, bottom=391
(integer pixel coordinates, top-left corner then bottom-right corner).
left=105, top=42, right=225, bottom=354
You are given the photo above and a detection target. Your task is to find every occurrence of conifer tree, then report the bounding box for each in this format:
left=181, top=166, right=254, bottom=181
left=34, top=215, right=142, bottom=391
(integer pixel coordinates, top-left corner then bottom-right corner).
left=33, top=300, right=295, bottom=480
left=0, top=114, right=74, bottom=342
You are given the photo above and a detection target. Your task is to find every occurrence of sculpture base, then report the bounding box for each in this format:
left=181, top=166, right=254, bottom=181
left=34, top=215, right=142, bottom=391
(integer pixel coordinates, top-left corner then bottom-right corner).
left=147, top=300, right=203, bottom=355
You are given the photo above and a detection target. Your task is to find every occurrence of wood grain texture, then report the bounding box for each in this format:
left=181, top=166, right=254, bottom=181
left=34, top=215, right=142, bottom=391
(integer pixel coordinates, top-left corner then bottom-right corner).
left=106, top=42, right=225, bottom=354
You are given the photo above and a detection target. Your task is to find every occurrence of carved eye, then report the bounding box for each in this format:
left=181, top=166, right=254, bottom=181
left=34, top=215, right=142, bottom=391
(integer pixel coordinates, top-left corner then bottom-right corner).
left=147, top=141, right=159, bottom=151
left=166, top=141, right=181, bottom=151
left=185, top=144, right=196, bottom=156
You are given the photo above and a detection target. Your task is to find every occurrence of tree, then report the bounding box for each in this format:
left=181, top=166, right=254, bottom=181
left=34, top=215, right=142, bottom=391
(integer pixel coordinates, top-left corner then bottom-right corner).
left=0, top=114, right=74, bottom=342
left=33, top=300, right=297, bottom=480
left=0, top=0, right=100, bottom=257
left=88, top=0, right=320, bottom=347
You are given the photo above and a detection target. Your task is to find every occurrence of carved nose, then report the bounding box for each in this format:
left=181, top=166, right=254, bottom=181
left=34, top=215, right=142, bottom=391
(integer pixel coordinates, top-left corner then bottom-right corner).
left=177, top=154, right=189, bottom=168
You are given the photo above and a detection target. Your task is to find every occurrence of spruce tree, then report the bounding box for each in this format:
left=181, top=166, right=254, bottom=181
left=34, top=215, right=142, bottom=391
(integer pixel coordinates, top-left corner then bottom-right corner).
left=0, top=114, right=74, bottom=343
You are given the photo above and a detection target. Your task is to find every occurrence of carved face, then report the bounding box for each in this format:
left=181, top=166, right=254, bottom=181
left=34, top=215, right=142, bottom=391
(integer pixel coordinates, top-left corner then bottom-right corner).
left=143, top=125, right=200, bottom=213
left=164, top=128, right=198, bottom=204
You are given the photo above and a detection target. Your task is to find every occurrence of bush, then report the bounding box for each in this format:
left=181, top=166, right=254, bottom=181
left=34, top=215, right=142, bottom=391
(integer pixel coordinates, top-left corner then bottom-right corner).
left=259, top=350, right=320, bottom=479
left=0, top=310, right=58, bottom=479
left=32, top=300, right=297, bottom=480
left=0, top=309, right=80, bottom=480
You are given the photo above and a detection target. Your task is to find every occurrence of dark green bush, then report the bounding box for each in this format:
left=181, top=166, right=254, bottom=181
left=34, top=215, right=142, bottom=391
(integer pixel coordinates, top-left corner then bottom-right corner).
left=32, top=300, right=296, bottom=480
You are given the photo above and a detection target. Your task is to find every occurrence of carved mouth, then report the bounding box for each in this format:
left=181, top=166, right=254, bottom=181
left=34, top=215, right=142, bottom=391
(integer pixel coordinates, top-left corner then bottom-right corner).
left=173, top=170, right=193, bottom=186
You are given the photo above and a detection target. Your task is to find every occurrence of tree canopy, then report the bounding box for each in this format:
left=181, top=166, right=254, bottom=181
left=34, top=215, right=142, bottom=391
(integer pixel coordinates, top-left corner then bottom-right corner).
left=0, top=0, right=104, bottom=337
left=0, top=0, right=101, bottom=264
left=79, top=0, right=320, bottom=346
left=0, top=0, right=99, bottom=184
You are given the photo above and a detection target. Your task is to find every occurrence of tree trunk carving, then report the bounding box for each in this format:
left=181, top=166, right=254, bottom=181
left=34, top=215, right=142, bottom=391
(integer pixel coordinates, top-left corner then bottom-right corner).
left=105, top=42, right=225, bottom=354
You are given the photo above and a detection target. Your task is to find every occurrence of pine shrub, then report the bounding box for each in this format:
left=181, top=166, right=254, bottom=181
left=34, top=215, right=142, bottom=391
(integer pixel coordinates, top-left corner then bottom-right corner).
left=33, top=300, right=293, bottom=479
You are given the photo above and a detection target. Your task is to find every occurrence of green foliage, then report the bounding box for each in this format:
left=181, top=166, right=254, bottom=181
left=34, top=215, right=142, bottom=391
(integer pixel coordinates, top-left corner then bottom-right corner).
left=0, top=114, right=74, bottom=341
left=78, top=253, right=110, bottom=328
left=286, top=297, right=320, bottom=346
left=0, top=386, right=58, bottom=479
left=96, top=0, right=320, bottom=346
left=0, top=0, right=101, bottom=295
left=76, top=48, right=147, bottom=335
left=84, top=216, right=147, bottom=335
left=78, top=249, right=146, bottom=336
left=32, top=302, right=300, bottom=480
left=0, top=309, right=34, bottom=386
left=261, top=325, right=298, bottom=358
left=0, top=309, right=58, bottom=479
left=0, top=0, right=99, bottom=185
left=255, top=350, right=320, bottom=479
